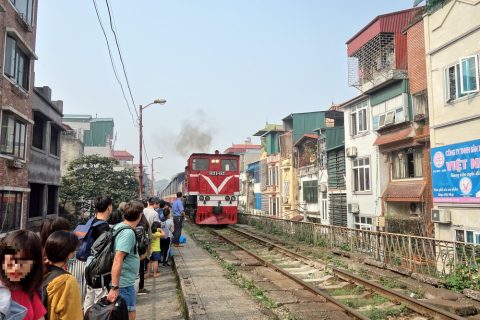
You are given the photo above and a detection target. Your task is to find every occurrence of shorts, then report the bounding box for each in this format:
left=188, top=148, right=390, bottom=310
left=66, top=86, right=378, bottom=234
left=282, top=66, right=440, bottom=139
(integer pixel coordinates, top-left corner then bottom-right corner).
left=150, top=252, right=161, bottom=261
left=119, top=285, right=136, bottom=312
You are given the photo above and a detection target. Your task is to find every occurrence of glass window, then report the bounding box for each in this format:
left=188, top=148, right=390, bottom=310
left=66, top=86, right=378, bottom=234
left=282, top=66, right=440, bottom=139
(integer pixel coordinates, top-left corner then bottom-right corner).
left=445, top=63, right=468, bottom=102
left=0, top=113, right=27, bottom=159
left=303, top=180, right=318, bottom=204
left=392, top=148, right=423, bottom=179
left=352, top=157, right=370, bottom=192
left=0, top=191, right=22, bottom=232
left=4, top=36, right=30, bottom=90
left=221, top=159, right=238, bottom=171
left=192, top=158, right=209, bottom=170
left=354, top=215, right=373, bottom=231
left=350, top=101, right=368, bottom=136
left=460, top=56, right=479, bottom=94
left=10, top=0, right=34, bottom=25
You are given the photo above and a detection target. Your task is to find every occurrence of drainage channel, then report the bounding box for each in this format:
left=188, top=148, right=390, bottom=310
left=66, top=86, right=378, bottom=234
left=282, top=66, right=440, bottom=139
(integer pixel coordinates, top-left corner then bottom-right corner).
left=214, top=226, right=466, bottom=320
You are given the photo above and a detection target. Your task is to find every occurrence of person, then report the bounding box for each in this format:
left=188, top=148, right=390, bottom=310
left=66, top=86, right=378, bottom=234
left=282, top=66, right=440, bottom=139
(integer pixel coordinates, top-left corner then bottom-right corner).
left=156, top=200, right=167, bottom=221
left=143, top=197, right=160, bottom=227
left=160, top=208, right=174, bottom=266
left=136, top=213, right=151, bottom=294
left=172, top=192, right=185, bottom=247
left=43, top=231, right=82, bottom=320
left=0, top=230, right=46, bottom=320
left=146, top=222, right=165, bottom=277
left=82, top=195, right=113, bottom=313
left=40, top=217, right=71, bottom=247
left=107, top=200, right=143, bottom=320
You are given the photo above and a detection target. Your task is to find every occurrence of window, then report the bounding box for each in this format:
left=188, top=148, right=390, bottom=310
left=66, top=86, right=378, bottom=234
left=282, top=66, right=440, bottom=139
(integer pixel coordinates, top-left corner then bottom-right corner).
left=32, top=113, right=45, bottom=149
left=352, top=157, right=370, bottom=192
left=9, top=0, right=34, bottom=25
left=28, top=183, right=43, bottom=218
left=221, top=159, right=237, bottom=171
left=320, top=192, right=328, bottom=220
left=392, top=148, right=423, bottom=179
left=47, top=185, right=58, bottom=215
left=267, top=166, right=278, bottom=186
left=50, top=126, right=60, bottom=156
left=0, top=191, right=22, bottom=233
left=413, top=92, right=428, bottom=120
left=270, top=196, right=279, bottom=216
left=354, top=216, right=374, bottom=231
left=319, top=137, right=327, bottom=169
left=372, top=94, right=407, bottom=130
left=459, top=56, right=479, bottom=94
left=4, top=36, right=30, bottom=90
left=350, top=101, right=368, bottom=136
left=455, top=229, right=480, bottom=244
left=0, top=113, right=27, bottom=159
left=303, top=180, right=318, bottom=204
left=192, top=158, right=209, bottom=170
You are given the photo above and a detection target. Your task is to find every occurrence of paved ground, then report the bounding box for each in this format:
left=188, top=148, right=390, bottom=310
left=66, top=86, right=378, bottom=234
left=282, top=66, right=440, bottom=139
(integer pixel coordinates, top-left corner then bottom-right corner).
left=174, top=233, right=273, bottom=320
left=136, top=264, right=184, bottom=320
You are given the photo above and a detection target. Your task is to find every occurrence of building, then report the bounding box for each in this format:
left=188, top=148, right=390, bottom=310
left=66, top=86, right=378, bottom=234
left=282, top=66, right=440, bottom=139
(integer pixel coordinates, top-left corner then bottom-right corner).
left=28, top=86, right=64, bottom=228
left=62, top=114, right=114, bottom=157
left=112, top=150, right=134, bottom=170
left=0, top=0, right=38, bottom=232
left=423, top=0, right=480, bottom=243
left=245, top=161, right=261, bottom=214
left=60, top=124, right=84, bottom=176
left=253, top=124, right=284, bottom=216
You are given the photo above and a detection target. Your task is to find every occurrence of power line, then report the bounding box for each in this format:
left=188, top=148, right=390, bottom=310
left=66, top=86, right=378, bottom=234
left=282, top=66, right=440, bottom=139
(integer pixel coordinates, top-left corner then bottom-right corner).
left=91, top=0, right=137, bottom=126
left=105, top=0, right=138, bottom=118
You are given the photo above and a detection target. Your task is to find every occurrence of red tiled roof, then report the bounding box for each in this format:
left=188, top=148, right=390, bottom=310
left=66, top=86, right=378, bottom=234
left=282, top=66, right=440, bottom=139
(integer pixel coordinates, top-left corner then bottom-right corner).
left=374, top=126, right=413, bottom=147
left=224, top=144, right=261, bottom=154
left=383, top=181, right=426, bottom=202
left=294, top=134, right=319, bottom=146
left=113, top=150, right=134, bottom=160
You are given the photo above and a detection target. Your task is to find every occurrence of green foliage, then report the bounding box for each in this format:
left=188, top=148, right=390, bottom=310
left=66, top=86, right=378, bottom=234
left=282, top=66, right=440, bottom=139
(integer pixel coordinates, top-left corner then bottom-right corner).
left=363, top=304, right=406, bottom=320
left=341, top=294, right=388, bottom=308
left=378, top=276, right=407, bottom=289
left=60, top=155, right=138, bottom=213
left=340, top=243, right=351, bottom=252
left=443, top=264, right=480, bottom=292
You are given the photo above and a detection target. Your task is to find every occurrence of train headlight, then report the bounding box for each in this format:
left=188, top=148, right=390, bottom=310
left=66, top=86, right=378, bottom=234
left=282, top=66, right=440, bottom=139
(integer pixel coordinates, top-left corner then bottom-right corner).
left=231, top=196, right=236, bottom=201
left=205, top=196, right=210, bottom=201
left=199, top=195, right=204, bottom=201
left=225, top=196, right=230, bottom=201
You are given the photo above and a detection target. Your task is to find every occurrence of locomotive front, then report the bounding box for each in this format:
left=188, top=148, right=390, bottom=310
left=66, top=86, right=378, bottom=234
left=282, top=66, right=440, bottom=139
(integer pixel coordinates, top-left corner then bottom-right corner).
left=184, top=152, right=240, bottom=225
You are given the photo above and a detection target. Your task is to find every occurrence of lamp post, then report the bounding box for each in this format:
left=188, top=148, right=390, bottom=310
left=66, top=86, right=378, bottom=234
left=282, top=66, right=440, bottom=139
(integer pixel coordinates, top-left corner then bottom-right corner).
left=139, top=99, right=166, bottom=198
left=151, top=156, right=164, bottom=196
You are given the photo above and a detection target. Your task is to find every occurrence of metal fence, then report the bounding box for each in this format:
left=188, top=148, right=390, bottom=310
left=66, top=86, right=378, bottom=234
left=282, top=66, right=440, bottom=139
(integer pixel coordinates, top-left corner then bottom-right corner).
left=239, top=213, right=480, bottom=279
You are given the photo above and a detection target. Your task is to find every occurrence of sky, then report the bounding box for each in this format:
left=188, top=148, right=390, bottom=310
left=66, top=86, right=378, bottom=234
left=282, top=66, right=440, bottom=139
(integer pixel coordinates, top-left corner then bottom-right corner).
left=35, top=0, right=415, bottom=182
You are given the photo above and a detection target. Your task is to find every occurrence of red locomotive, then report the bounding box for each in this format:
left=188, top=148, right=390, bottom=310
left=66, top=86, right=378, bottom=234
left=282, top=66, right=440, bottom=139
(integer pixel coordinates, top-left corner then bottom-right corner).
left=161, top=151, right=240, bottom=225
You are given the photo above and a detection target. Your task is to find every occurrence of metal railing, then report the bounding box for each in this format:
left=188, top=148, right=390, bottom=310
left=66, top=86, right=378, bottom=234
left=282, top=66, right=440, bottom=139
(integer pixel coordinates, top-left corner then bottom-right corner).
left=239, top=213, right=480, bottom=279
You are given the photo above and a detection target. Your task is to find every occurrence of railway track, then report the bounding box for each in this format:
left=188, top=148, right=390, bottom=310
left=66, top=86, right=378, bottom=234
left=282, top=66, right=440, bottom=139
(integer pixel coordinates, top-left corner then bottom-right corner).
left=205, top=225, right=466, bottom=320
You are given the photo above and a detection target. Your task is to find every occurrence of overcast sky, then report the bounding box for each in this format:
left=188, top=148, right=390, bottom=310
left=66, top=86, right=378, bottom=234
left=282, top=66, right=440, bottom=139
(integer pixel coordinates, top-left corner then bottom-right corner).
left=35, top=0, right=414, bottom=181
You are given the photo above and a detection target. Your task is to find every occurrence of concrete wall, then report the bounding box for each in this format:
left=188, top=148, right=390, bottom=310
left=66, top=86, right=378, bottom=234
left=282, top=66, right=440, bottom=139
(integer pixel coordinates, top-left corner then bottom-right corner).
left=84, top=146, right=112, bottom=157
left=424, top=0, right=480, bottom=242
left=60, top=135, right=84, bottom=176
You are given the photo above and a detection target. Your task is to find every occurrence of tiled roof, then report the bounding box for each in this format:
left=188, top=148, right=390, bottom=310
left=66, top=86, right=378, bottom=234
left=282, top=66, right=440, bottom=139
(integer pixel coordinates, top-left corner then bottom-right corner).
left=294, top=133, right=319, bottom=146
left=113, top=150, right=134, bottom=160
left=383, top=181, right=426, bottom=202
left=374, top=126, right=414, bottom=146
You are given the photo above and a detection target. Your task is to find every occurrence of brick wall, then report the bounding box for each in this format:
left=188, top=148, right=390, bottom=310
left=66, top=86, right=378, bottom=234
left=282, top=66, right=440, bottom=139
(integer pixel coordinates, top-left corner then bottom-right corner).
left=406, top=20, right=427, bottom=95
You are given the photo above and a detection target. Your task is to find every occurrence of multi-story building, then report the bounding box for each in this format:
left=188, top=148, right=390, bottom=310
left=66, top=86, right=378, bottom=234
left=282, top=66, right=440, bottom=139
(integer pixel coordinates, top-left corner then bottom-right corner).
left=0, top=0, right=38, bottom=232
left=60, top=124, right=84, bottom=176
left=245, top=161, right=261, bottom=214
left=112, top=150, right=134, bottom=169
left=424, top=0, right=480, bottom=243
left=28, top=86, right=63, bottom=229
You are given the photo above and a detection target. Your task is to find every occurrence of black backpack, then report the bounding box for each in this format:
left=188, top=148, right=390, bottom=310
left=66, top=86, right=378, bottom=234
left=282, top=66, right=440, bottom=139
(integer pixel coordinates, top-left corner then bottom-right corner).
left=134, top=225, right=149, bottom=256
left=42, top=266, right=69, bottom=319
left=84, top=296, right=129, bottom=320
left=85, top=225, right=136, bottom=289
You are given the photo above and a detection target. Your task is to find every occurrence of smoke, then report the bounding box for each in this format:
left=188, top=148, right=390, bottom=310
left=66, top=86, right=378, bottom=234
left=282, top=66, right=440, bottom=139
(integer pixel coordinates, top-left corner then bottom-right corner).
left=174, top=109, right=213, bottom=157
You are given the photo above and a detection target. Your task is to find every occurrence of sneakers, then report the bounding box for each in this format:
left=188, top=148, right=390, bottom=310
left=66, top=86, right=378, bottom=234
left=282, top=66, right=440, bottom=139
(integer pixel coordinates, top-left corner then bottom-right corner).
left=137, top=288, right=150, bottom=295
left=173, top=244, right=184, bottom=247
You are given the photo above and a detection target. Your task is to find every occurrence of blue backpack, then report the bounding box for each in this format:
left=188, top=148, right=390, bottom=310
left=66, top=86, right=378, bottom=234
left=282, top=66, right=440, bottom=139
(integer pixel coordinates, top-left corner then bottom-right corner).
left=74, top=218, right=109, bottom=261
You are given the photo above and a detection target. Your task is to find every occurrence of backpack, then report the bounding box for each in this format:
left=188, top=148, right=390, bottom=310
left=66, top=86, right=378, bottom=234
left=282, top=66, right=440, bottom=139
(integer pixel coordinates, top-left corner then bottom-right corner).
left=134, top=225, right=149, bottom=256
left=42, top=266, right=69, bottom=319
left=74, top=218, right=108, bottom=261
left=84, top=296, right=128, bottom=320
left=84, top=225, right=135, bottom=289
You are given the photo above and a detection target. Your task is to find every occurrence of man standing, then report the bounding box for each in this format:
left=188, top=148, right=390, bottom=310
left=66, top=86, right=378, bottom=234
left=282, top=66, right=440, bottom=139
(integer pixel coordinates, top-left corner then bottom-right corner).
left=107, top=200, right=143, bottom=320
left=172, top=192, right=185, bottom=247
left=143, top=197, right=160, bottom=227
left=83, top=195, right=112, bottom=312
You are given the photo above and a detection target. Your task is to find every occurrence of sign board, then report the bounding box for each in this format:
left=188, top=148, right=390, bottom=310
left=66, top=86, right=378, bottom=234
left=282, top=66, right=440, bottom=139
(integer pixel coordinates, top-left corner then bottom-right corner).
left=431, top=139, right=480, bottom=203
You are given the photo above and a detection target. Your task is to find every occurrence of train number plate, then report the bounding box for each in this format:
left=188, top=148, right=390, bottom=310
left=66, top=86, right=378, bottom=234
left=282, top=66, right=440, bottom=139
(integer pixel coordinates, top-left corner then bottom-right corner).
left=209, top=171, right=226, bottom=176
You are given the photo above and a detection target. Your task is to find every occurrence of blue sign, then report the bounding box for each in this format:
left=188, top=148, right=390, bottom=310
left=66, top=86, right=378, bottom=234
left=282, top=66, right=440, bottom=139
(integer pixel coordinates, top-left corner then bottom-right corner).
left=431, top=139, right=480, bottom=203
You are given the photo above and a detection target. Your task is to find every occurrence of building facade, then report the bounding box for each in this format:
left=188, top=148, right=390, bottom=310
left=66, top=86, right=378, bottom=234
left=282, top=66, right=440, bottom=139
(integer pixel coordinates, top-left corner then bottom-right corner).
left=28, top=86, right=63, bottom=229
left=0, top=0, right=38, bottom=232
left=424, top=0, right=480, bottom=243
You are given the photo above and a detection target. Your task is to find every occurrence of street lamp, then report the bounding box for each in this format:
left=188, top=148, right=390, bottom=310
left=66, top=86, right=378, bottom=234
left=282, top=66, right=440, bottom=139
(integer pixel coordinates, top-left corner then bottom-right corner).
left=151, top=156, right=164, bottom=196
left=139, top=99, right=166, bottom=198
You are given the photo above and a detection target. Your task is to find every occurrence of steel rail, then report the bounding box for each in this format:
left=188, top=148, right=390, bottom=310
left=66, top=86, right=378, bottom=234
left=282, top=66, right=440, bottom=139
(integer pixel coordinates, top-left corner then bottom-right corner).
left=227, top=226, right=466, bottom=320
left=207, top=227, right=370, bottom=320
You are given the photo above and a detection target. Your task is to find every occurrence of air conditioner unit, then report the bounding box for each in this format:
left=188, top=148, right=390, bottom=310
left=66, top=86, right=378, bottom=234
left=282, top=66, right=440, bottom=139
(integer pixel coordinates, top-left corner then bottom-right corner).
left=348, top=203, right=359, bottom=214
left=346, top=147, right=358, bottom=158
left=432, top=209, right=451, bottom=224
left=319, top=183, right=327, bottom=192
left=7, top=158, right=24, bottom=169
left=375, top=216, right=385, bottom=228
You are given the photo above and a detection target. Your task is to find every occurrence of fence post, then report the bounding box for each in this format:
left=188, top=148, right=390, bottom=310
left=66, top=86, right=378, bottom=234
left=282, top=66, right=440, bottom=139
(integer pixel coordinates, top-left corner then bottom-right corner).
left=408, top=236, right=412, bottom=271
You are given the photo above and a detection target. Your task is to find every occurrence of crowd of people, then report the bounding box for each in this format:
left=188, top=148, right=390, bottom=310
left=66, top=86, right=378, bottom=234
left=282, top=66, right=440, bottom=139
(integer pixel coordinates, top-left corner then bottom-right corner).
left=0, top=191, right=186, bottom=320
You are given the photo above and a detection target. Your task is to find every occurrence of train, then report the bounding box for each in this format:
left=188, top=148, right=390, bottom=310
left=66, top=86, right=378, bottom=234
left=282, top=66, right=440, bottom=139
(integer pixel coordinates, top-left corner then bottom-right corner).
left=160, top=151, right=240, bottom=225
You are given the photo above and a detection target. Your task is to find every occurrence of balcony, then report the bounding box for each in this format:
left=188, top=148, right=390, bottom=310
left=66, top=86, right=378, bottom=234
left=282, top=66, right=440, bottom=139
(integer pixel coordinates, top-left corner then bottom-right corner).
left=267, top=154, right=280, bottom=164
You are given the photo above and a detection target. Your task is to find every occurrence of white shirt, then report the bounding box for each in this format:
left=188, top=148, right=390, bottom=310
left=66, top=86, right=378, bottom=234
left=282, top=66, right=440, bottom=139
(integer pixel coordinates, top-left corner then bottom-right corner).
left=143, top=207, right=159, bottom=227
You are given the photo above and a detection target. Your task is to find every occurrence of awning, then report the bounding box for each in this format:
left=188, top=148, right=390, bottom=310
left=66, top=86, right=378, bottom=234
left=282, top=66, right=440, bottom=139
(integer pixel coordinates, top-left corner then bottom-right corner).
left=374, top=126, right=418, bottom=152
left=383, top=181, right=426, bottom=202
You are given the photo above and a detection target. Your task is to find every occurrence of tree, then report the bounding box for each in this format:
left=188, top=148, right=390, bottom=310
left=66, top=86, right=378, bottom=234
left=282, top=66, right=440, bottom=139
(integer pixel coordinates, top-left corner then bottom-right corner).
left=60, top=155, right=138, bottom=216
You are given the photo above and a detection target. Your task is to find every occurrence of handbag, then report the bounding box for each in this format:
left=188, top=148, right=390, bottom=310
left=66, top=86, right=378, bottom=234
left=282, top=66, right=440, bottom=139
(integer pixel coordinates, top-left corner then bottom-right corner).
left=84, top=296, right=128, bottom=320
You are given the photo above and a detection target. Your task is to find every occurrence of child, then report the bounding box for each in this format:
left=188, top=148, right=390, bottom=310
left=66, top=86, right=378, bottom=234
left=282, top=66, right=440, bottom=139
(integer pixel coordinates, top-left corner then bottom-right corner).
left=147, top=221, right=165, bottom=278
left=43, top=231, right=83, bottom=320
left=161, top=208, right=174, bottom=266
left=0, top=230, right=46, bottom=320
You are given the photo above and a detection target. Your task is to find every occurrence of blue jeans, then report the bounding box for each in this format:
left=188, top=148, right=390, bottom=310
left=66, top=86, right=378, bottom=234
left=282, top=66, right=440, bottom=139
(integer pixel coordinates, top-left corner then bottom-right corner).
left=119, top=285, right=136, bottom=312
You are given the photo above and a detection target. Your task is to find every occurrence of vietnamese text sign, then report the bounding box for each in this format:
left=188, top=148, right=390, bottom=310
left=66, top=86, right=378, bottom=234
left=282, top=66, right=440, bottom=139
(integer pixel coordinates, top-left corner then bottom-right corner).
left=431, top=139, right=480, bottom=203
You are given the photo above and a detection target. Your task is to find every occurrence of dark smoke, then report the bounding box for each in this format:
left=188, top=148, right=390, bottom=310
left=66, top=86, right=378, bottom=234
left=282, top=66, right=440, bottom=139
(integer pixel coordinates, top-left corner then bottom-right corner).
left=174, top=110, right=213, bottom=157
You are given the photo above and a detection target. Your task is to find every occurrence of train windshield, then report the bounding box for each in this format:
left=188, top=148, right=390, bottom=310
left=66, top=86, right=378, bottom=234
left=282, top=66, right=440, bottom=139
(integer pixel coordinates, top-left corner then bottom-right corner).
left=221, top=159, right=238, bottom=171
left=192, top=158, right=209, bottom=170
